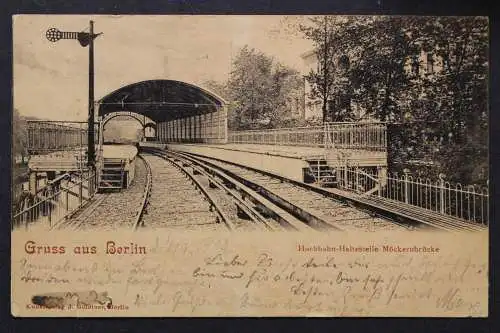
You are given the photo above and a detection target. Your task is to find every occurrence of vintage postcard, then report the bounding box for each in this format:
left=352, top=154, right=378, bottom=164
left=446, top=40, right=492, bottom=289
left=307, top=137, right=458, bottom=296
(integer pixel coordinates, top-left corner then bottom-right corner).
left=11, top=15, right=488, bottom=317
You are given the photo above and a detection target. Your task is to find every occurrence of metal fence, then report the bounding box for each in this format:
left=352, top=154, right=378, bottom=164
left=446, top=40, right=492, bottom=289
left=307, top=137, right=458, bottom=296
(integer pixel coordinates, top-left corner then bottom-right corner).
left=12, top=170, right=97, bottom=230
left=27, top=120, right=99, bottom=154
left=337, top=167, right=489, bottom=225
left=228, top=122, right=387, bottom=151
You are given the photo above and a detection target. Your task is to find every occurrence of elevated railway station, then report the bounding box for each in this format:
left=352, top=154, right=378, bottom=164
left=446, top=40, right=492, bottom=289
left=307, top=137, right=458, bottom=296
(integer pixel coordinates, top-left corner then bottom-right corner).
left=27, top=80, right=384, bottom=189
left=17, top=79, right=488, bottom=232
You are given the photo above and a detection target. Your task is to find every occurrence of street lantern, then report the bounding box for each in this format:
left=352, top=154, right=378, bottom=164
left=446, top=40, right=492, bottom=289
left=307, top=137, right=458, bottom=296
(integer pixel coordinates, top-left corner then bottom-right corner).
left=45, top=21, right=102, bottom=168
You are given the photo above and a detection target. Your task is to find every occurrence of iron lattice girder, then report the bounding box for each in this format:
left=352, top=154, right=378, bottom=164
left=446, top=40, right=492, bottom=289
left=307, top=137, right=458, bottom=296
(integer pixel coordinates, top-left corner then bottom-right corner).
left=101, top=111, right=156, bottom=128
left=97, top=80, right=225, bottom=122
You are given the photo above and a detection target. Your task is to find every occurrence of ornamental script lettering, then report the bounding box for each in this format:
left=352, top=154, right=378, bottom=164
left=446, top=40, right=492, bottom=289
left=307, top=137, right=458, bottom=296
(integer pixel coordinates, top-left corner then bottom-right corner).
left=23, top=241, right=147, bottom=255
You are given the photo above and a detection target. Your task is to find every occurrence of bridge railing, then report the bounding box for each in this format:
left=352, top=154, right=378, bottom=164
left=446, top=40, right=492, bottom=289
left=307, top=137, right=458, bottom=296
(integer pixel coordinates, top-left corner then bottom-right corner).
left=228, top=122, right=387, bottom=151
left=27, top=120, right=99, bottom=154
left=337, top=167, right=489, bottom=225
left=12, top=170, right=97, bottom=230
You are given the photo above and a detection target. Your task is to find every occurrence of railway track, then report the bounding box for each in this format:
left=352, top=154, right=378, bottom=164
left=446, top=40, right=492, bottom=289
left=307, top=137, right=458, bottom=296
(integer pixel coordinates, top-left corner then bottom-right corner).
left=144, top=148, right=406, bottom=232
left=58, top=146, right=482, bottom=233
left=54, top=156, right=151, bottom=230
left=144, top=151, right=314, bottom=232
left=140, top=152, right=315, bottom=231
left=157, top=149, right=484, bottom=232
left=56, top=151, right=301, bottom=232
left=138, top=153, right=228, bottom=231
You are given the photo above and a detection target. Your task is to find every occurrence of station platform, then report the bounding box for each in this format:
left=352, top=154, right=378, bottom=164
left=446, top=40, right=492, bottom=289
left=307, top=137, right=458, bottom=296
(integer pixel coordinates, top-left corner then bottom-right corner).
left=28, top=148, right=90, bottom=172
left=28, top=145, right=139, bottom=173
left=102, top=144, right=138, bottom=160
left=166, top=143, right=387, bottom=183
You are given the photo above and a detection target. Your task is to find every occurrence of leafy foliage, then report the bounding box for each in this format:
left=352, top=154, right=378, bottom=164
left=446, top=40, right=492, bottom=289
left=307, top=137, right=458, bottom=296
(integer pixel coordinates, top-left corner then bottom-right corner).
left=205, top=46, right=304, bottom=130
left=13, top=108, right=28, bottom=164
left=300, top=16, right=338, bottom=122
left=300, top=16, right=488, bottom=184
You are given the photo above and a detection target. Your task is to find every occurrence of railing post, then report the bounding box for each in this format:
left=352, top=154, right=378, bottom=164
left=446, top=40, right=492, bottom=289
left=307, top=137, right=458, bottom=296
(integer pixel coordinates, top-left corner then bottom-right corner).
left=47, top=186, right=52, bottom=227
left=65, top=179, right=69, bottom=211
left=79, top=179, right=83, bottom=207
left=88, top=171, right=93, bottom=197
left=344, top=161, right=349, bottom=190
left=377, top=166, right=382, bottom=197
left=317, top=160, right=320, bottom=183
left=324, top=123, right=327, bottom=148
left=439, top=173, right=445, bottom=214
left=355, top=167, right=359, bottom=193
left=29, top=172, right=38, bottom=196
left=403, top=168, right=410, bottom=204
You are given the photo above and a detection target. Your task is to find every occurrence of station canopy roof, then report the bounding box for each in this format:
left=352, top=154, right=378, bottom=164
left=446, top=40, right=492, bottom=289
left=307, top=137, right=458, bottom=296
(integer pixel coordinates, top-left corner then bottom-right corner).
left=97, top=80, right=225, bottom=122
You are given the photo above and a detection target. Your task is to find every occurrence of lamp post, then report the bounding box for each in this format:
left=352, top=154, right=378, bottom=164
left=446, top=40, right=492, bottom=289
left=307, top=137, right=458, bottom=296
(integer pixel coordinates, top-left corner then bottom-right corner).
left=46, top=21, right=102, bottom=168
left=88, top=20, right=96, bottom=168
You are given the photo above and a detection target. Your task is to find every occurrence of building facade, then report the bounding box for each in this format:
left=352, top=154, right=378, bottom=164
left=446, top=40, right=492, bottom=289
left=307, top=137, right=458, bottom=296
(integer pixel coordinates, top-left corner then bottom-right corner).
left=300, top=47, right=444, bottom=122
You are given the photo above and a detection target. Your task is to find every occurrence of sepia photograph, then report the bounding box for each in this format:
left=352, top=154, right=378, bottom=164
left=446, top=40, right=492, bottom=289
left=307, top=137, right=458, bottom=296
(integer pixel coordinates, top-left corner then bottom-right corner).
left=11, top=15, right=489, bottom=317
left=12, top=15, right=489, bottom=233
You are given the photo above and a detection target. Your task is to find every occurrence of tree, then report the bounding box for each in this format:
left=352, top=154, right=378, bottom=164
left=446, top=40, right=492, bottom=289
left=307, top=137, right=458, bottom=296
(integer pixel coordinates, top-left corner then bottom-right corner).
left=300, top=16, right=338, bottom=122
left=267, top=63, right=303, bottom=127
left=409, top=17, right=489, bottom=184
left=203, top=79, right=229, bottom=101
left=227, top=46, right=273, bottom=129
left=297, top=16, right=488, bottom=184
left=12, top=108, right=28, bottom=164
left=218, top=46, right=303, bottom=130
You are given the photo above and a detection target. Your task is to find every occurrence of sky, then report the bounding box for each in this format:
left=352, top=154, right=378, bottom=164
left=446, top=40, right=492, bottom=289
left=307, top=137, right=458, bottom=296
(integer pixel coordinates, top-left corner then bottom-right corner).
left=13, top=15, right=314, bottom=121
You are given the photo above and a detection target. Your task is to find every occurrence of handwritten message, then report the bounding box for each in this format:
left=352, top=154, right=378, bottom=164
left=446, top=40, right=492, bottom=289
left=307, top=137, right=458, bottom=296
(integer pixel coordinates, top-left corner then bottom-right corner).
left=11, top=231, right=488, bottom=317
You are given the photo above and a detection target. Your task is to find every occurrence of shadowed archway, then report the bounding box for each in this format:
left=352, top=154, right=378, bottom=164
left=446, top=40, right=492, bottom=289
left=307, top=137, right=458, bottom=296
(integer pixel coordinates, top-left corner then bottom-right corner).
left=97, top=79, right=228, bottom=144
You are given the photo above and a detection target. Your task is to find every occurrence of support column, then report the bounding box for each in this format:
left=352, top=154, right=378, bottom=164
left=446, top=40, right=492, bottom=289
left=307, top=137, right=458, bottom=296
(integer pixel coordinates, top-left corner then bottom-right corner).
left=190, top=116, right=195, bottom=142
left=223, top=106, right=228, bottom=143
left=192, top=116, right=196, bottom=142
left=192, top=116, right=195, bottom=142
left=178, top=118, right=181, bottom=142
left=47, top=171, right=56, bottom=181
left=217, top=108, right=222, bottom=144
left=175, top=119, right=178, bottom=142
left=29, top=172, right=38, bottom=195
left=173, top=120, right=176, bottom=142
left=180, top=118, right=184, bottom=142
left=201, top=114, right=205, bottom=143
left=163, top=122, right=166, bottom=143
left=180, top=118, right=183, bottom=142
left=377, top=166, right=388, bottom=197
left=209, top=112, right=214, bottom=144
left=197, top=114, right=202, bottom=143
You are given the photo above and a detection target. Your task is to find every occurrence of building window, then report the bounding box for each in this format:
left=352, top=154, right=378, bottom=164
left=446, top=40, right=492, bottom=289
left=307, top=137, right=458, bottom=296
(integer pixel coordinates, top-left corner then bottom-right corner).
left=411, top=56, right=420, bottom=76
left=426, top=53, right=434, bottom=74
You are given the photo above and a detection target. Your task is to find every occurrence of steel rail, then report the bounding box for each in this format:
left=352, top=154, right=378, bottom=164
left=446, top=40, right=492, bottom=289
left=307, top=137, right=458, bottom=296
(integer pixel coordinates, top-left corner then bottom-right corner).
left=133, top=154, right=153, bottom=230
left=143, top=152, right=235, bottom=230
left=142, top=147, right=341, bottom=231
left=149, top=150, right=272, bottom=230
left=170, top=151, right=354, bottom=231
left=178, top=150, right=486, bottom=232
left=151, top=149, right=311, bottom=231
